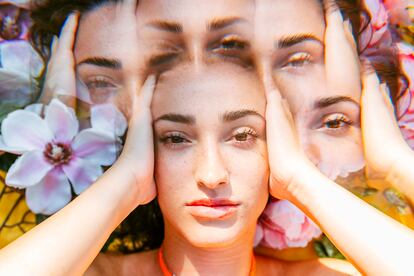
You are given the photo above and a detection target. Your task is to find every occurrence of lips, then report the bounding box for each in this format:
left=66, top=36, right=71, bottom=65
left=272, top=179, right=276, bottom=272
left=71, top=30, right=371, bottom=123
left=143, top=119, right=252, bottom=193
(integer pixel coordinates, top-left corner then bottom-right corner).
left=185, top=198, right=240, bottom=219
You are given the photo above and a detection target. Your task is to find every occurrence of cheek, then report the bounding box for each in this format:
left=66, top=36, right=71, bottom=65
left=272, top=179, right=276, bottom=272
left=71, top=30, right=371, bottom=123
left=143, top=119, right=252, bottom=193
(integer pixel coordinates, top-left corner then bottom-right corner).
left=155, top=148, right=193, bottom=202
left=224, top=145, right=269, bottom=206
left=304, top=130, right=366, bottom=180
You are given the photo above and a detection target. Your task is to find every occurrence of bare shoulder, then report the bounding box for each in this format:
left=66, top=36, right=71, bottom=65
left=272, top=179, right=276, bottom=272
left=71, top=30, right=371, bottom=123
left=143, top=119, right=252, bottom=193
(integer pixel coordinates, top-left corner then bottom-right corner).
left=256, top=255, right=361, bottom=276
left=85, top=250, right=160, bottom=276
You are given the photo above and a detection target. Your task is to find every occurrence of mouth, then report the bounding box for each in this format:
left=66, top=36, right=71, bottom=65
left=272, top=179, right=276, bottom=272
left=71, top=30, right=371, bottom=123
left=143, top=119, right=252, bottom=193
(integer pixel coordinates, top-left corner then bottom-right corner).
left=185, top=198, right=240, bottom=219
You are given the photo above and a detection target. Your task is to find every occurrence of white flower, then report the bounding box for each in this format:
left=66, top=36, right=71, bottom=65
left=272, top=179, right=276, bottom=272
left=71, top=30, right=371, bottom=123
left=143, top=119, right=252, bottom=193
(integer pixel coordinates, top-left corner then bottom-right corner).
left=0, top=99, right=126, bottom=214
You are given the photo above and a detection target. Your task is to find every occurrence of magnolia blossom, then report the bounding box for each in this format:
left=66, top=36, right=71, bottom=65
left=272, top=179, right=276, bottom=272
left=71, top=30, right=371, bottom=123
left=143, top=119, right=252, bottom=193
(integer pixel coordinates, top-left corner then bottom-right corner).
left=0, top=40, right=44, bottom=108
left=382, top=0, right=412, bottom=25
left=254, top=199, right=322, bottom=250
left=397, top=43, right=414, bottom=149
left=0, top=99, right=127, bottom=214
left=360, top=0, right=393, bottom=56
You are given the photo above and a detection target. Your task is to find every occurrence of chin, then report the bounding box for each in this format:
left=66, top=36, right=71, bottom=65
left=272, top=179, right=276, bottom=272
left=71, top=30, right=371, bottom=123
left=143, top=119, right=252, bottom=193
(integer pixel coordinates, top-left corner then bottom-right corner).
left=182, top=220, right=245, bottom=248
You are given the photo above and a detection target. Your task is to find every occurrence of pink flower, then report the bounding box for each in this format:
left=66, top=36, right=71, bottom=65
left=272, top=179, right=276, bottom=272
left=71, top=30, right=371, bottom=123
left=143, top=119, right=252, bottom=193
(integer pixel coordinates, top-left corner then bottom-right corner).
left=382, top=0, right=412, bottom=25
left=360, top=0, right=393, bottom=55
left=0, top=40, right=44, bottom=107
left=0, top=99, right=126, bottom=214
left=254, top=199, right=322, bottom=250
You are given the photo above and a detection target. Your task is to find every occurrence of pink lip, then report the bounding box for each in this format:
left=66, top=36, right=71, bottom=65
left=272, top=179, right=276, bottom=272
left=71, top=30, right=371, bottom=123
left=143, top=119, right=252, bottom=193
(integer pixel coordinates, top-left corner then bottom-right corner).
left=185, top=199, right=240, bottom=219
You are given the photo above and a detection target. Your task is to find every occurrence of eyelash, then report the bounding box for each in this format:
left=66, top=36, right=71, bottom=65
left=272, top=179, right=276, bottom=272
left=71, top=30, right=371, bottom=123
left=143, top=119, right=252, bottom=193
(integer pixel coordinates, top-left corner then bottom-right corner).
left=85, top=76, right=117, bottom=89
left=211, top=34, right=250, bottom=58
left=84, top=76, right=118, bottom=104
left=283, top=52, right=312, bottom=68
left=230, top=128, right=259, bottom=148
left=321, top=114, right=353, bottom=131
left=159, top=128, right=259, bottom=149
left=159, top=132, right=190, bottom=149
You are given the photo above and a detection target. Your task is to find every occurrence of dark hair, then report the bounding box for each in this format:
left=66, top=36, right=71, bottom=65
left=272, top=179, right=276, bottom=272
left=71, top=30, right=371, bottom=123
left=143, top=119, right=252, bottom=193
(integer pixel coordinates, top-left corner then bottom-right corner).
left=28, top=0, right=404, bottom=254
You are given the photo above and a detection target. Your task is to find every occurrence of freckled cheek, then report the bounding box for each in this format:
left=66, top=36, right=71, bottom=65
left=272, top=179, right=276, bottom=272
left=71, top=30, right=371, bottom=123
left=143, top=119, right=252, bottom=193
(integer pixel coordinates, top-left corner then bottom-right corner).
left=154, top=150, right=193, bottom=200
left=225, top=148, right=269, bottom=209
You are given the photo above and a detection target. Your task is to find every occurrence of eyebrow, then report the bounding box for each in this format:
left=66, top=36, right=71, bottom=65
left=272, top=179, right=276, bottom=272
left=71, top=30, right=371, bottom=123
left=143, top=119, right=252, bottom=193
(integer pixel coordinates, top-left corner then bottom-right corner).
left=147, top=20, right=183, bottom=33
left=276, top=33, right=323, bottom=49
left=77, top=57, right=122, bottom=69
left=222, top=109, right=264, bottom=122
left=314, top=96, right=359, bottom=109
left=207, top=17, right=246, bottom=32
left=154, top=109, right=263, bottom=125
left=154, top=113, right=195, bottom=125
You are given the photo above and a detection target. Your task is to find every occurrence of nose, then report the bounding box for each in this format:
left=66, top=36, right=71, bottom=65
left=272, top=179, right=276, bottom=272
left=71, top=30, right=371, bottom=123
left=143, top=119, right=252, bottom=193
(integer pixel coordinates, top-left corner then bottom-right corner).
left=194, top=140, right=229, bottom=190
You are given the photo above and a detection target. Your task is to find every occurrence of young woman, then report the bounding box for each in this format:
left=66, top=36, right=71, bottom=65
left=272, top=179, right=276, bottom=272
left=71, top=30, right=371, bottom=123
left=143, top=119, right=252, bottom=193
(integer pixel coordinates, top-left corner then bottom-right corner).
left=1, top=0, right=414, bottom=275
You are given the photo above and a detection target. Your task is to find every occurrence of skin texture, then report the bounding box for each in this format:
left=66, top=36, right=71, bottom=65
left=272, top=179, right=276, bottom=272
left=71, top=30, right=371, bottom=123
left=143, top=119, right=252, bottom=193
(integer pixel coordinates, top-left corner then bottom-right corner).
left=254, top=0, right=365, bottom=181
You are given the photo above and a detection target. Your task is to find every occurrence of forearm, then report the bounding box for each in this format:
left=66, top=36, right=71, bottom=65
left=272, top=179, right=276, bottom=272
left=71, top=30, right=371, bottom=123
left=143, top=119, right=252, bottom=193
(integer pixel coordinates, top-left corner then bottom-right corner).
left=387, top=151, right=414, bottom=204
left=289, top=169, right=414, bottom=276
left=0, top=164, right=142, bottom=275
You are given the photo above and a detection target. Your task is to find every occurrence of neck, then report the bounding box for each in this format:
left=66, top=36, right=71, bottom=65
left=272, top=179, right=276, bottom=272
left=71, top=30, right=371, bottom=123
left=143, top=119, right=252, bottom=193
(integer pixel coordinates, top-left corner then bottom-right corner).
left=161, top=221, right=256, bottom=276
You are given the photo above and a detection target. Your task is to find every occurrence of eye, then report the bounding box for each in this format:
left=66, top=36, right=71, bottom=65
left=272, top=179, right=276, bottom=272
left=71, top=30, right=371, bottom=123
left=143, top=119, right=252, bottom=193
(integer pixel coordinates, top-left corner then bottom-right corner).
left=85, top=76, right=118, bottom=104
left=211, top=34, right=250, bottom=59
left=149, top=52, right=179, bottom=67
left=159, top=132, right=191, bottom=149
left=321, top=114, right=353, bottom=131
left=229, top=127, right=259, bottom=148
left=283, top=52, right=312, bottom=68
left=219, top=34, right=247, bottom=50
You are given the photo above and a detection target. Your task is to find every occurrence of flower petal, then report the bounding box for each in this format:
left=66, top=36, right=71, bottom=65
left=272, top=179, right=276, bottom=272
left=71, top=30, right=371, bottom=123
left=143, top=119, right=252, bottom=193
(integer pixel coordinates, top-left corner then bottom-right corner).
left=254, top=223, right=264, bottom=247
left=72, top=129, right=118, bottom=166
left=62, top=157, right=103, bottom=194
left=2, top=110, right=53, bottom=151
left=5, top=151, right=53, bottom=188
left=263, top=227, right=287, bottom=250
left=25, top=168, right=72, bottom=215
left=0, top=40, right=43, bottom=77
left=45, top=99, right=79, bottom=143
left=0, top=135, right=25, bottom=154
left=91, top=104, right=127, bottom=137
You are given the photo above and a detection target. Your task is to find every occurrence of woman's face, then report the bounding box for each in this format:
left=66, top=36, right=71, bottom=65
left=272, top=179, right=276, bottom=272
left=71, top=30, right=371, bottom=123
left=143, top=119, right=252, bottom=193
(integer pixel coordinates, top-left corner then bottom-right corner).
left=254, top=0, right=365, bottom=180
left=152, top=63, right=269, bottom=246
left=74, top=2, right=145, bottom=118
left=136, top=0, right=255, bottom=73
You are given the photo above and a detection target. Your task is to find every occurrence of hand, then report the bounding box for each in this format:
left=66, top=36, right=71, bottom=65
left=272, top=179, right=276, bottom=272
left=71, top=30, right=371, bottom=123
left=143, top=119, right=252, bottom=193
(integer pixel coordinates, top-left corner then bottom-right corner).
left=39, top=13, right=79, bottom=108
left=111, top=75, right=157, bottom=205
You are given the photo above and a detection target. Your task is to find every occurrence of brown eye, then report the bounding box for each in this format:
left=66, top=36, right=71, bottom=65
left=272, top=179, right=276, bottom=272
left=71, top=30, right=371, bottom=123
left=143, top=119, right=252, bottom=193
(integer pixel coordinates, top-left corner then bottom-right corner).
left=170, top=135, right=186, bottom=143
left=321, top=114, right=353, bottom=130
left=235, top=133, right=248, bottom=141
left=283, top=52, right=312, bottom=68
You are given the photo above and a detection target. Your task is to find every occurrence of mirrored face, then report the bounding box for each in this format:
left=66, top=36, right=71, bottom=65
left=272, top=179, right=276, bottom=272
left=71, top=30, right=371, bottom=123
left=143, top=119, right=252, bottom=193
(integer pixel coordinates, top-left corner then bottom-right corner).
left=152, top=63, right=269, bottom=246
left=74, top=2, right=144, bottom=118
left=254, top=0, right=365, bottom=180
left=136, top=0, right=255, bottom=74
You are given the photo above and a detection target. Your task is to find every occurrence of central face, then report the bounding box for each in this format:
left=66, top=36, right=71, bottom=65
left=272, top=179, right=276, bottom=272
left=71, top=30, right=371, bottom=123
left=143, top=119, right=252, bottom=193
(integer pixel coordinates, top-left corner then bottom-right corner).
left=152, top=63, right=269, bottom=246
left=254, top=0, right=365, bottom=180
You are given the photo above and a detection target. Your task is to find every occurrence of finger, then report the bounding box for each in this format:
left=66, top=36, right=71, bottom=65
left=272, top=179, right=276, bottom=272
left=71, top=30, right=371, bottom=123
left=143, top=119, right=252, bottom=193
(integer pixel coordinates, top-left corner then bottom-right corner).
left=57, top=13, right=79, bottom=53
left=361, top=71, right=404, bottom=150
left=324, top=0, right=360, bottom=93
left=50, top=36, right=59, bottom=57
left=265, top=86, right=300, bottom=162
left=140, top=75, right=156, bottom=108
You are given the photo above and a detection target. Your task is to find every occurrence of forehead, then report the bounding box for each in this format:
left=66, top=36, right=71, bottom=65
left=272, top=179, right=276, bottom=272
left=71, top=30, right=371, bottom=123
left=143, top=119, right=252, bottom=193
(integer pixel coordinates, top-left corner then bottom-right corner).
left=137, top=0, right=254, bottom=23
left=74, top=3, right=139, bottom=62
left=152, top=64, right=265, bottom=116
left=255, top=0, right=324, bottom=39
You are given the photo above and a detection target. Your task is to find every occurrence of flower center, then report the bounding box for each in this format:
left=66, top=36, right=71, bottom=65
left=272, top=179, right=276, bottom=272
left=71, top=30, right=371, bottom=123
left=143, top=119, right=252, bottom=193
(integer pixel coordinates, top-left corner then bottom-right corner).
left=44, top=142, right=72, bottom=165
left=0, top=14, right=21, bottom=40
